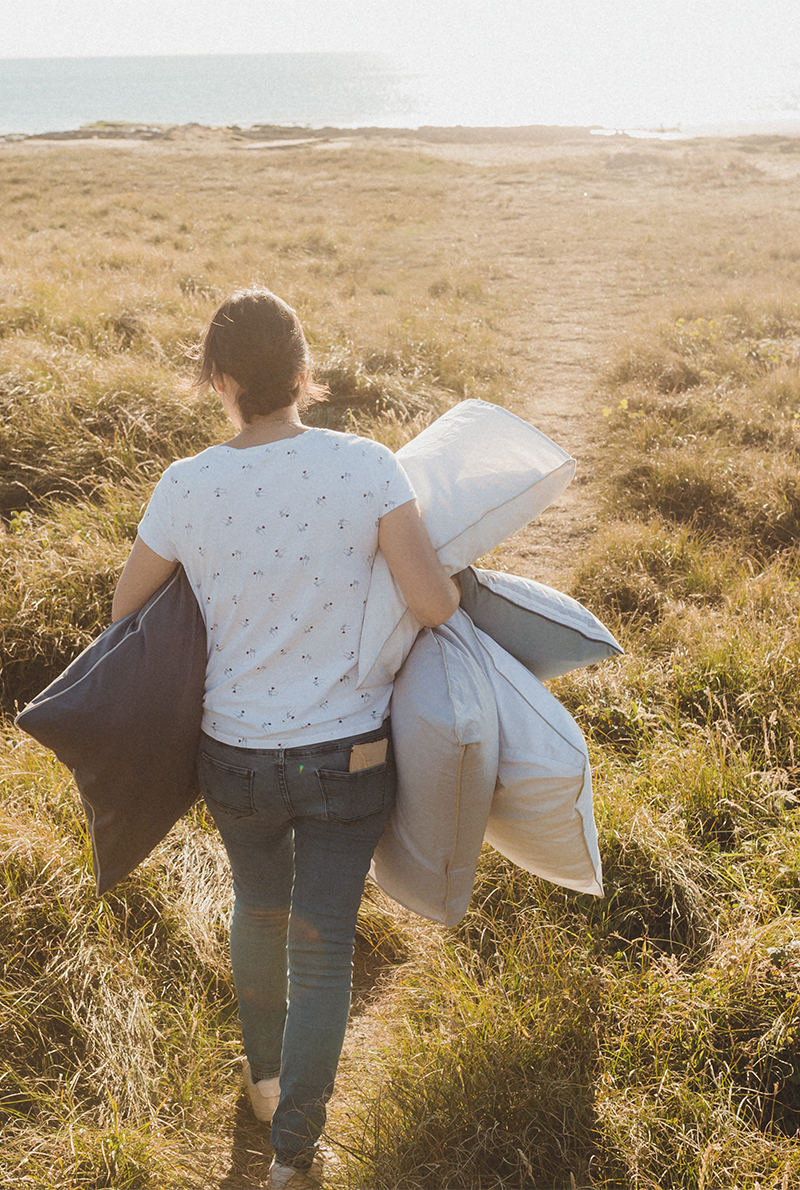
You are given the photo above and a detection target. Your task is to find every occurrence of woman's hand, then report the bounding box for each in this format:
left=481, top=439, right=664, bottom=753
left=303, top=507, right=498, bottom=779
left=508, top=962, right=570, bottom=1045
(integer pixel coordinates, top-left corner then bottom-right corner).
left=111, top=536, right=178, bottom=622
left=378, top=500, right=460, bottom=627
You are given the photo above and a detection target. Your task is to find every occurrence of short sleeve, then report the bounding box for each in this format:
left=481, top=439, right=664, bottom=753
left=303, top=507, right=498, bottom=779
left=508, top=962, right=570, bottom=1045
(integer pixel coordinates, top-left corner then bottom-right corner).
left=378, top=452, right=416, bottom=517
left=137, top=467, right=179, bottom=562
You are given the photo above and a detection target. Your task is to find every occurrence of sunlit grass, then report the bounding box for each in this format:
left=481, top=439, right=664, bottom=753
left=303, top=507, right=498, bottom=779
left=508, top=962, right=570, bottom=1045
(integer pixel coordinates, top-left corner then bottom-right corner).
left=4, top=136, right=800, bottom=1186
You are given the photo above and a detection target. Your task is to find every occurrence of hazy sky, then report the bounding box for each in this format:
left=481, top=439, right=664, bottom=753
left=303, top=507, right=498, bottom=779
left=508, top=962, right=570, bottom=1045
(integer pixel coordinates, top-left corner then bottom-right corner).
left=0, top=0, right=797, bottom=67
left=1, top=1, right=798, bottom=128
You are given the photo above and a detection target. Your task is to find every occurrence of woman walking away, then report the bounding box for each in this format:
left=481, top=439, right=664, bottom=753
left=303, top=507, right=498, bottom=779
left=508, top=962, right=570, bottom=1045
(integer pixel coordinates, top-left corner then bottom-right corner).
left=112, top=289, right=460, bottom=1189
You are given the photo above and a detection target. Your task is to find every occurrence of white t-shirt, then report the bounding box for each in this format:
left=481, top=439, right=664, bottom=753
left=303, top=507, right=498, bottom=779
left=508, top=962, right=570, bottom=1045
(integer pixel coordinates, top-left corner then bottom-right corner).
left=138, top=428, right=416, bottom=748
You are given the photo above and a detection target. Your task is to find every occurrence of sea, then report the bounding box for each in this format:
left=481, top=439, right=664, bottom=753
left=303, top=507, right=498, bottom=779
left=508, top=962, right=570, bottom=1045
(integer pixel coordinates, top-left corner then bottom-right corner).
left=2, top=52, right=800, bottom=140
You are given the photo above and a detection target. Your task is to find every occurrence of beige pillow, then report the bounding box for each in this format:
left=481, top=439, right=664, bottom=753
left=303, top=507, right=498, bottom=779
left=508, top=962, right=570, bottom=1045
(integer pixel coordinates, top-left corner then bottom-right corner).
left=358, top=399, right=575, bottom=688
left=370, top=619, right=499, bottom=926
left=448, top=612, right=602, bottom=896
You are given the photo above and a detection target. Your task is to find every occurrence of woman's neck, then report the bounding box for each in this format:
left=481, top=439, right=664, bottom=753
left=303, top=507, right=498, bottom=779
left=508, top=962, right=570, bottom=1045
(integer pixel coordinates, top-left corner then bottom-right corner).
left=225, top=407, right=308, bottom=449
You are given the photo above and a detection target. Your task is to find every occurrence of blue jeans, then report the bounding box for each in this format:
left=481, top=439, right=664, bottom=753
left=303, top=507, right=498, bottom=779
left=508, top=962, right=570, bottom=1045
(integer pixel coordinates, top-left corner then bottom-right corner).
left=197, top=721, right=396, bottom=1170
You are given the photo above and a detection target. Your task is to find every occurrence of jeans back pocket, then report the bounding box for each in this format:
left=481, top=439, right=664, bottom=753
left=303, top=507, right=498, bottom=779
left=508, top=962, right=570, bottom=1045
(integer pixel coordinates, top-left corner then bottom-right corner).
left=200, top=751, right=255, bottom=819
left=316, top=762, right=393, bottom=823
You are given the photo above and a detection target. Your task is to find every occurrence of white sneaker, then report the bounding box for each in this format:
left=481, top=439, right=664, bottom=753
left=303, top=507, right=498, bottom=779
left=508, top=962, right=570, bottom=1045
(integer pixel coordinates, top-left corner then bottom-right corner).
left=241, top=1059, right=280, bottom=1123
left=266, top=1154, right=324, bottom=1188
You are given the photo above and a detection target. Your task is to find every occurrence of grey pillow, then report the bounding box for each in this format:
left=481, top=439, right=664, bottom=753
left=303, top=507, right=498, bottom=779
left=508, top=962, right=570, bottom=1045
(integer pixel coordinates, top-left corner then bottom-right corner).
left=457, top=566, right=622, bottom=681
left=15, top=568, right=206, bottom=895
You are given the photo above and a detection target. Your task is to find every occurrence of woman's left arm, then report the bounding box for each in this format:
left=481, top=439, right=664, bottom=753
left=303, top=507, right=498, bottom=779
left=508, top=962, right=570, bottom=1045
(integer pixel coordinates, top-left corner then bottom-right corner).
left=378, top=499, right=460, bottom=627
left=112, top=535, right=178, bottom=622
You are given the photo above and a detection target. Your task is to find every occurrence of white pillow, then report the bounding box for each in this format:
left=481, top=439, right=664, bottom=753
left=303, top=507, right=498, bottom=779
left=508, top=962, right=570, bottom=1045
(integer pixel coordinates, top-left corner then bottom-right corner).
left=370, top=619, right=499, bottom=926
left=358, top=399, right=575, bottom=688
left=449, top=610, right=603, bottom=897
left=458, top=566, right=622, bottom=680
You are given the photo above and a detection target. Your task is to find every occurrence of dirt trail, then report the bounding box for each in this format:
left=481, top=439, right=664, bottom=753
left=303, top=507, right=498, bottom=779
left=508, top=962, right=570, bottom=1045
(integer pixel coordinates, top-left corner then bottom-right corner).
left=498, top=270, right=614, bottom=589
left=463, top=228, right=631, bottom=589
left=408, top=136, right=672, bottom=590
left=329, top=143, right=643, bottom=1158
left=497, top=259, right=654, bottom=587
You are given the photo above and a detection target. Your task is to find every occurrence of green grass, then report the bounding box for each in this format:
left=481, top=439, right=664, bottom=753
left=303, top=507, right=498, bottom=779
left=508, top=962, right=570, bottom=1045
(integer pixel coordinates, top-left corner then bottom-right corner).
left=0, top=730, right=234, bottom=1186
left=341, top=897, right=604, bottom=1189
left=599, top=299, right=800, bottom=555
left=0, top=489, right=140, bottom=711
left=0, top=373, right=224, bottom=514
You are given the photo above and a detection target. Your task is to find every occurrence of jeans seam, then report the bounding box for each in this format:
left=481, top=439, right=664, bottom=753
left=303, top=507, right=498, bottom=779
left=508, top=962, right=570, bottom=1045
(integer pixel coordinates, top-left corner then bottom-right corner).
left=277, top=753, right=293, bottom=816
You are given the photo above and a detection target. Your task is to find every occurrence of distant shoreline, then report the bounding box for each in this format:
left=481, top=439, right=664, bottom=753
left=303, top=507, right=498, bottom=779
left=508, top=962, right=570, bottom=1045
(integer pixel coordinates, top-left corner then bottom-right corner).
left=4, top=119, right=800, bottom=148
left=0, top=122, right=612, bottom=145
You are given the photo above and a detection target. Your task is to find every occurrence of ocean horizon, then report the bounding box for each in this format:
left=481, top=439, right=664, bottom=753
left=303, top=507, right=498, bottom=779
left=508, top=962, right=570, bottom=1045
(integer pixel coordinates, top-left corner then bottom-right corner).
left=2, top=52, right=800, bottom=140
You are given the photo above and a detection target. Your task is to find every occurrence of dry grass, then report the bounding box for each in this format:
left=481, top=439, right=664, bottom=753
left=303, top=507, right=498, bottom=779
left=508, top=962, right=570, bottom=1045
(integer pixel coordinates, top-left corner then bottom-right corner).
left=4, top=132, right=800, bottom=1186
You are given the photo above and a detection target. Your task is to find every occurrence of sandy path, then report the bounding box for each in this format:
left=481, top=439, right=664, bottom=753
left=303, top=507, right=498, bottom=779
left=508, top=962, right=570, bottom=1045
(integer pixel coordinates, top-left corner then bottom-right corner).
left=378, top=134, right=691, bottom=589
left=430, top=148, right=638, bottom=588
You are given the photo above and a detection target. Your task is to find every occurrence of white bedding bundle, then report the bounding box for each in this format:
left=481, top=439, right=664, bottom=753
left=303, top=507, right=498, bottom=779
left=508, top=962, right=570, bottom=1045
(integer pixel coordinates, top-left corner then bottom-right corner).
left=366, top=400, right=619, bottom=924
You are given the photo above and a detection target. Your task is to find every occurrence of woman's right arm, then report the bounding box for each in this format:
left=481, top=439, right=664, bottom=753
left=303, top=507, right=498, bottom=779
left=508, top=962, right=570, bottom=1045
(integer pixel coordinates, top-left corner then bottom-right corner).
left=378, top=499, right=460, bottom=627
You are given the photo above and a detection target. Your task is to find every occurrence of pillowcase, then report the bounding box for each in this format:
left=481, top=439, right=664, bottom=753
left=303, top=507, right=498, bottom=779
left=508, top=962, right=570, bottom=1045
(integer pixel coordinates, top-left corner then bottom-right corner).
left=15, top=568, right=206, bottom=895
left=358, top=399, right=575, bottom=688
left=370, top=619, right=499, bottom=926
left=448, top=610, right=603, bottom=897
left=457, top=565, right=622, bottom=680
